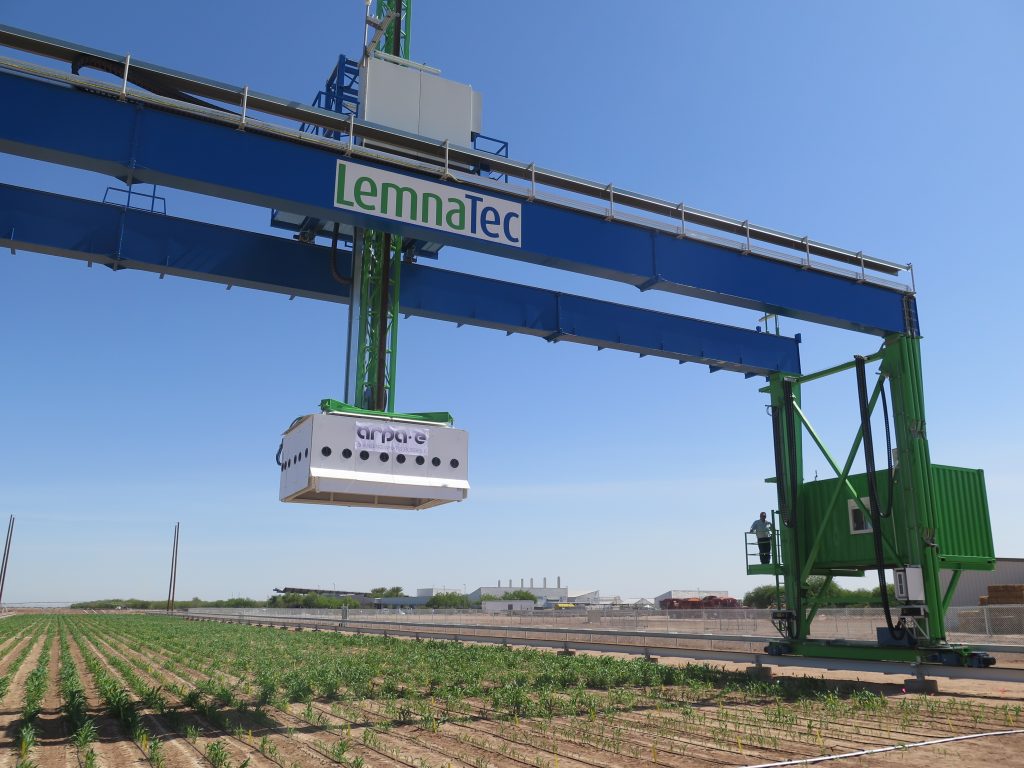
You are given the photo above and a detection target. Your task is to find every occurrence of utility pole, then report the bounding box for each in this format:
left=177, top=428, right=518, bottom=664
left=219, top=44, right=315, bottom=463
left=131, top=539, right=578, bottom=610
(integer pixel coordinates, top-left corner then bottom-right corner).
left=0, top=516, right=14, bottom=611
left=171, top=522, right=180, bottom=609
left=345, top=0, right=411, bottom=412
left=166, top=522, right=179, bottom=612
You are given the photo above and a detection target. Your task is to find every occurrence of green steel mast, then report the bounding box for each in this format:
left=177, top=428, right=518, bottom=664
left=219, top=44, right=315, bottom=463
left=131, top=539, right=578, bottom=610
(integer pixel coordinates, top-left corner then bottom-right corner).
left=344, top=0, right=412, bottom=413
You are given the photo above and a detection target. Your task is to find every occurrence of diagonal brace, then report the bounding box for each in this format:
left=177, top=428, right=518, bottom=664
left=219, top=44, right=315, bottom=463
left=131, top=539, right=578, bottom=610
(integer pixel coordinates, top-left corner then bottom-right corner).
left=791, top=394, right=901, bottom=584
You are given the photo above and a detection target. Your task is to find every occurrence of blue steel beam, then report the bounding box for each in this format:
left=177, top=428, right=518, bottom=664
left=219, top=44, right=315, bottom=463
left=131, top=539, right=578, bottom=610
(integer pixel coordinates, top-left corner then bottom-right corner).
left=0, top=183, right=802, bottom=376
left=0, top=70, right=914, bottom=337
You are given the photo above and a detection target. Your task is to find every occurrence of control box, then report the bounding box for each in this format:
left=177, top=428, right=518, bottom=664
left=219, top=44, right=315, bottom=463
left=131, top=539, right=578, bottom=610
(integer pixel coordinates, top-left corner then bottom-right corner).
left=279, top=411, right=469, bottom=510
left=893, top=566, right=925, bottom=602
left=361, top=55, right=482, bottom=147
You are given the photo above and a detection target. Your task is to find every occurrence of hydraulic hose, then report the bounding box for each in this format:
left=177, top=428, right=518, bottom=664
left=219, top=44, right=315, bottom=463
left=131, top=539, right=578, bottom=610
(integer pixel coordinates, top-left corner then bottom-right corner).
left=854, top=356, right=906, bottom=641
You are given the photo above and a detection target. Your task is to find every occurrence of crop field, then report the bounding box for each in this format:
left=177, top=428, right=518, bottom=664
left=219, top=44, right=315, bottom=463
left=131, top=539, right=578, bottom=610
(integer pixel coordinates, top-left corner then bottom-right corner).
left=0, top=615, right=1021, bottom=768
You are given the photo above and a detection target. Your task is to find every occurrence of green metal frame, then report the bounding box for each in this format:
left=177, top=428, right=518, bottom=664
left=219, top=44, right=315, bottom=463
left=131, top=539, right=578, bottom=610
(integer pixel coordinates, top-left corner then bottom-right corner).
left=756, top=334, right=983, bottom=662
left=350, top=230, right=402, bottom=411
left=347, top=1, right=412, bottom=413
left=320, top=398, right=452, bottom=426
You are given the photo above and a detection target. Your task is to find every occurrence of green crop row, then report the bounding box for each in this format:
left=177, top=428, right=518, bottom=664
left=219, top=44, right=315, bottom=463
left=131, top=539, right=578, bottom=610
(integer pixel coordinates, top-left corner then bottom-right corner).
left=57, top=613, right=1024, bottom=765
left=70, top=622, right=167, bottom=768
left=57, top=620, right=99, bottom=768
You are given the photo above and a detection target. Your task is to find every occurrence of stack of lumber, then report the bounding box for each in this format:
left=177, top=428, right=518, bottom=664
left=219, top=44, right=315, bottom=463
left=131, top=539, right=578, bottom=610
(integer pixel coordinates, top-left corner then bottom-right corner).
left=987, top=584, right=1024, bottom=605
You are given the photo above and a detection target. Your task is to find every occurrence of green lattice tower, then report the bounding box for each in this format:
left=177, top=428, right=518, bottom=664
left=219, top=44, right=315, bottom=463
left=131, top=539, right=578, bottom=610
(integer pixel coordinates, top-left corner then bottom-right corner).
left=346, top=0, right=412, bottom=412
left=766, top=334, right=953, bottom=659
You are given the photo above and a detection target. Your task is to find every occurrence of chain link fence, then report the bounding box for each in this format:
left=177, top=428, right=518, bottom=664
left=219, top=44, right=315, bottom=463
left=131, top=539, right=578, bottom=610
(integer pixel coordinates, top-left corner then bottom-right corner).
left=185, top=604, right=1024, bottom=645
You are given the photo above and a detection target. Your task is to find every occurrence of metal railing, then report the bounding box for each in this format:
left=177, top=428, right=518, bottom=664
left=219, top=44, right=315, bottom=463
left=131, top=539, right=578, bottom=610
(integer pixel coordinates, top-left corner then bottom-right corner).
left=182, top=604, right=1024, bottom=646
left=744, top=531, right=781, bottom=570
left=0, top=24, right=913, bottom=291
left=179, top=607, right=1024, bottom=684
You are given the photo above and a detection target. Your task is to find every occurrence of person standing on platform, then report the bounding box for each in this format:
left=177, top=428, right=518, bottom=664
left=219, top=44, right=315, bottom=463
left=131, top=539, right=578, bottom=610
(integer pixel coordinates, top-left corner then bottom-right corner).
left=750, top=511, right=773, bottom=564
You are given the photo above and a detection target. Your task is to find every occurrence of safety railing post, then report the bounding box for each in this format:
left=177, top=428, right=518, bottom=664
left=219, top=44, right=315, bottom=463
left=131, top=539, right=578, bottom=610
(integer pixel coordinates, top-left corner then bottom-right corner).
left=120, top=53, right=131, bottom=98
left=238, top=85, right=249, bottom=129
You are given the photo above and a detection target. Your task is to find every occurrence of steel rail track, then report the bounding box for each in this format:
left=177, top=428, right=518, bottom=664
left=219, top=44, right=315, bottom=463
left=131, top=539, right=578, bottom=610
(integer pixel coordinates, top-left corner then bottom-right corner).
left=180, top=611, right=1024, bottom=685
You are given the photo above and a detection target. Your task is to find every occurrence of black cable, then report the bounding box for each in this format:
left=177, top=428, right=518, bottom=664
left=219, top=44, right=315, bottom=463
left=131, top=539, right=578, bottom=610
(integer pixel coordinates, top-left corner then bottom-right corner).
left=770, top=405, right=792, bottom=528
left=330, top=222, right=351, bottom=285
left=855, top=356, right=906, bottom=641
left=71, top=55, right=232, bottom=113
left=880, top=382, right=895, bottom=519
left=781, top=379, right=802, bottom=640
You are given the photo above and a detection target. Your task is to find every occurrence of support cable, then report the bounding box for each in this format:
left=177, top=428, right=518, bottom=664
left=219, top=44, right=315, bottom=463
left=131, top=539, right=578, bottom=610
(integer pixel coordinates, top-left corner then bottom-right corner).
left=329, top=222, right=350, bottom=286
left=855, top=355, right=906, bottom=640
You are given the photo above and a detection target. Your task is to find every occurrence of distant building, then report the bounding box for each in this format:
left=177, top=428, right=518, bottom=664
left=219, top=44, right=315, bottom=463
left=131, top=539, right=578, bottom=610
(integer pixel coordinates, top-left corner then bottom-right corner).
left=468, top=577, right=569, bottom=604
left=940, top=558, right=1024, bottom=607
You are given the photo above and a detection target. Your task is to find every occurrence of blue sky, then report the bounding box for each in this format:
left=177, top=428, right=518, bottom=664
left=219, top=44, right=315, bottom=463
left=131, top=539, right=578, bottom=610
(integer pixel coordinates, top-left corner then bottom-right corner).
left=1, top=1, right=1021, bottom=604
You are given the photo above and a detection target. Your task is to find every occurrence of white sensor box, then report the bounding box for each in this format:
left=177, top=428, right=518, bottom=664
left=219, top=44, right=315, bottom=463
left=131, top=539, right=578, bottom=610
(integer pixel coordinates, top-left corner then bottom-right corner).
left=279, top=411, right=468, bottom=510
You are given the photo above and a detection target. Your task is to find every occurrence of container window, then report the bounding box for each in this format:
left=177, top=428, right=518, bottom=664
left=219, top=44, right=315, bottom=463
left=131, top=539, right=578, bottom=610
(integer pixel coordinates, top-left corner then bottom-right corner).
left=848, top=497, right=873, bottom=535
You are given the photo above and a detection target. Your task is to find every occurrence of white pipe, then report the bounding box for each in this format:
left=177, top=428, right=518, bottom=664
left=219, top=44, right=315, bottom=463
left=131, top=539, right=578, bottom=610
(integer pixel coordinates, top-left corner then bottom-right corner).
left=740, top=728, right=1024, bottom=768
left=371, top=49, right=441, bottom=75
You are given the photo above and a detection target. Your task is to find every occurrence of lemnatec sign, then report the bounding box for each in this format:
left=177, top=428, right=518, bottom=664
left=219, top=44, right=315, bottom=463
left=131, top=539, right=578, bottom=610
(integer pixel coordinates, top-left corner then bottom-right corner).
left=334, top=160, right=521, bottom=248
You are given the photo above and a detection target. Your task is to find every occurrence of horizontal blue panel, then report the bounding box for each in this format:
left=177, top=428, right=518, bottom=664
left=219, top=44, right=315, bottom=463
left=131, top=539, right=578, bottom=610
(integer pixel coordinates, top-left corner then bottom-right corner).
left=0, top=70, right=914, bottom=336
left=0, top=183, right=802, bottom=375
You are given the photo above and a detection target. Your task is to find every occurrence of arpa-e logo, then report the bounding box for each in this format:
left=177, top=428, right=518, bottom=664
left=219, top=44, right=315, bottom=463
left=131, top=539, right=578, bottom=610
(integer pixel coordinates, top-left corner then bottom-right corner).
left=335, top=160, right=521, bottom=247
left=355, top=421, right=429, bottom=456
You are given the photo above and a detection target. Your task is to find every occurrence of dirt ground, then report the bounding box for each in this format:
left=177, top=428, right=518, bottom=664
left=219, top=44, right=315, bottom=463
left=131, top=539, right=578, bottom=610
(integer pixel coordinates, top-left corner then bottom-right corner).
left=3, top=613, right=1023, bottom=768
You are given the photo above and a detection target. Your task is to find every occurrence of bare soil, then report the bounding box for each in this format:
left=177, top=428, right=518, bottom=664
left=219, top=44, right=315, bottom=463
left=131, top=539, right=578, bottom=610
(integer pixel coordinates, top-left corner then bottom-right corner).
left=9, top=616, right=1024, bottom=768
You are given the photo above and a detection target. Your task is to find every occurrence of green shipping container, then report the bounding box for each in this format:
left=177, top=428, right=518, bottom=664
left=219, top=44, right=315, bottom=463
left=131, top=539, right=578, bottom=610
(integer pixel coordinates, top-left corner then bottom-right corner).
left=931, top=465, right=995, bottom=569
left=796, top=464, right=994, bottom=573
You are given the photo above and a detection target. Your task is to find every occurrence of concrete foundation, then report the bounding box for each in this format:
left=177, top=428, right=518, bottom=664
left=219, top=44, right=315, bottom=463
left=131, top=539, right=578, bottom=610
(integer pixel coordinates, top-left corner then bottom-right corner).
left=903, top=677, right=939, bottom=694
left=745, top=665, right=774, bottom=681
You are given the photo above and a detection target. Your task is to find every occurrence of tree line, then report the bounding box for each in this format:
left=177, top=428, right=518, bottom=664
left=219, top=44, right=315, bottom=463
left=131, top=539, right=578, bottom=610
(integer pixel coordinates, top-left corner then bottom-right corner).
left=743, top=577, right=898, bottom=609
